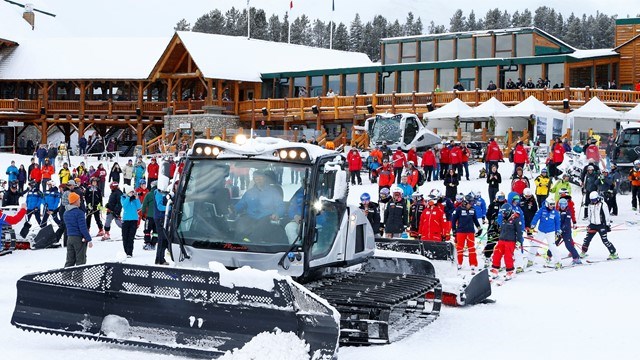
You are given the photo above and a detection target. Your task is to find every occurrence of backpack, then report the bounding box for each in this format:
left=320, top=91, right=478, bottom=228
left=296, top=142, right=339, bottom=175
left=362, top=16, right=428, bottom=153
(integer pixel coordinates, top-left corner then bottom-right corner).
left=508, top=150, right=514, bottom=163
left=417, top=168, right=426, bottom=186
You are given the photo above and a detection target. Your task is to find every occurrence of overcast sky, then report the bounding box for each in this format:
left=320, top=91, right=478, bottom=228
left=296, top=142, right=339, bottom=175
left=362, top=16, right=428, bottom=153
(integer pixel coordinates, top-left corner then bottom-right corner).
left=3, top=0, right=639, bottom=38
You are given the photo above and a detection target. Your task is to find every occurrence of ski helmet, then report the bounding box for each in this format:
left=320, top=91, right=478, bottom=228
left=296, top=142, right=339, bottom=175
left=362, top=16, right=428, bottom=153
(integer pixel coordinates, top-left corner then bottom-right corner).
left=455, top=193, right=464, bottom=202
left=523, top=188, right=533, bottom=197
left=512, top=194, right=521, bottom=205
left=110, top=181, right=119, bottom=190
left=589, top=191, right=600, bottom=202
left=587, top=165, right=594, bottom=171
left=429, top=189, right=441, bottom=199
left=541, top=168, right=548, bottom=174
left=500, top=204, right=513, bottom=219
left=474, top=192, right=481, bottom=200
left=634, top=160, right=640, bottom=167
left=558, top=198, right=568, bottom=209
left=391, top=186, right=403, bottom=197
left=464, top=193, right=474, bottom=203
left=360, top=192, right=371, bottom=202
left=412, top=192, right=423, bottom=201
left=559, top=188, right=569, bottom=196
left=545, top=197, right=556, bottom=208
left=379, top=188, right=390, bottom=199
left=496, top=191, right=506, bottom=202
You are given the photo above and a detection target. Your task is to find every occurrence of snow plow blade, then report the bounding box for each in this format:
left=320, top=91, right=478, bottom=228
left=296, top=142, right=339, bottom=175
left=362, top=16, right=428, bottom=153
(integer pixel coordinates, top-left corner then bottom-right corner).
left=375, top=238, right=454, bottom=261
left=11, top=263, right=339, bottom=358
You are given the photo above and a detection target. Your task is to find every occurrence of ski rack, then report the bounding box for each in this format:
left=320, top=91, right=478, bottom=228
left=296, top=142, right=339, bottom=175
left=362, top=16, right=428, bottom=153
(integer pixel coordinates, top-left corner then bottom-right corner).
left=11, top=263, right=339, bottom=358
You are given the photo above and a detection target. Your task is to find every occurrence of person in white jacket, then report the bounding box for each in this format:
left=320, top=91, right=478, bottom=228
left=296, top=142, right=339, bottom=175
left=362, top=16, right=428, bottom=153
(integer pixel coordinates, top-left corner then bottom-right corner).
left=123, top=159, right=134, bottom=186
left=582, top=191, right=618, bottom=259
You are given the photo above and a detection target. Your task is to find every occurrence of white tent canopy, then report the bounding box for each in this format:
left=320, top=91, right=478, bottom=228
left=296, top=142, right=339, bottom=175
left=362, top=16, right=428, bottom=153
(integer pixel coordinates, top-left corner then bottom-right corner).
left=422, top=98, right=472, bottom=131
left=623, top=103, right=640, bottom=121
left=495, top=96, right=566, bottom=145
left=566, top=97, right=622, bottom=139
left=459, top=97, right=509, bottom=122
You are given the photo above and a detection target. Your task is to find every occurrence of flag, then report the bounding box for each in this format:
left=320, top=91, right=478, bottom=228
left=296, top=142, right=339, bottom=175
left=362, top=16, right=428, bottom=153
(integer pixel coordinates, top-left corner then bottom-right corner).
left=290, top=1, right=293, bottom=10
left=332, top=0, right=335, bottom=11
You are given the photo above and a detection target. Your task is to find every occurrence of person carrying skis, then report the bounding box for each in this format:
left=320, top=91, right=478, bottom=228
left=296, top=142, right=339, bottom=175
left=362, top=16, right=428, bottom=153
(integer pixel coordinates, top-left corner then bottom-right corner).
left=490, top=204, right=523, bottom=281
left=521, top=188, right=539, bottom=236
left=359, top=192, right=381, bottom=236
left=510, top=166, right=530, bottom=195
left=557, top=198, right=582, bottom=265
left=84, top=177, right=104, bottom=237
left=581, top=191, right=618, bottom=259
left=408, top=192, right=426, bottom=237
left=451, top=193, right=482, bottom=272
left=534, top=168, right=552, bottom=207
left=486, top=164, right=501, bottom=206
left=42, top=181, right=61, bottom=226
left=418, top=194, right=447, bottom=241
left=384, top=186, right=408, bottom=238
left=484, top=191, right=507, bottom=266
left=530, top=197, right=563, bottom=269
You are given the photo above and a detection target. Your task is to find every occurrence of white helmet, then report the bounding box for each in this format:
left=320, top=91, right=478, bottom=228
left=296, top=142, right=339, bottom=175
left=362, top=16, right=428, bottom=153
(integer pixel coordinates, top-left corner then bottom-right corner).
left=523, top=188, right=533, bottom=197
left=429, top=189, right=441, bottom=198
left=545, top=197, right=556, bottom=207
left=634, top=160, right=640, bottom=167
left=589, top=191, right=600, bottom=201
left=391, top=186, right=404, bottom=196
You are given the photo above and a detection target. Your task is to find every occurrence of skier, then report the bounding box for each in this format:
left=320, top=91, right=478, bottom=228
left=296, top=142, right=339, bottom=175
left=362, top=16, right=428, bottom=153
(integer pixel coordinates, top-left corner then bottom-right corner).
left=408, top=192, right=426, bottom=237
left=472, top=192, right=487, bottom=224
left=550, top=173, right=573, bottom=202
left=484, top=191, right=507, bottom=266
left=378, top=188, right=391, bottom=235
left=141, top=181, right=158, bottom=250
left=384, top=186, right=407, bottom=238
left=392, top=149, right=406, bottom=184
left=581, top=191, right=618, bottom=259
left=604, top=166, right=619, bottom=216
left=557, top=198, right=582, bottom=265
left=41, top=181, right=61, bottom=226
left=629, top=160, right=640, bottom=211
left=490, top=204, right=523, bottom=281
left=359, top=193, right=380, bottom=235
left=511, top=141, right=529, bottom=175
left=120, top=185, right=142, bottom=258
left=84, top=178, right=104, bottom=237
left=497, top=193, right=526, bottom=272
left=347, top=148, right=363, bottom=185
left=103, top=181, right=123, bottom=240
left=443, top=168, right=459, bottom=201
left=25, top=180, right=44, bottom=226
left=521, top=188, right=539, bottom=236
left=451, top=193, right=483, bottom=272
left=558, top=188, right=577, bottom=226
left=418, top=194, right=447, bottom=241
left=530, top=198, right=563, bottom=269
left=534, top=168, right=552, bottom=207
left=377, top=159, right=395, bottom=192
left=510, top=166, right=530, bottom=195
left=432, top=189, right=454, bottom=241
left=581, top=165, right=599, bottom=219
left=486, top=164, right=501, bottom=206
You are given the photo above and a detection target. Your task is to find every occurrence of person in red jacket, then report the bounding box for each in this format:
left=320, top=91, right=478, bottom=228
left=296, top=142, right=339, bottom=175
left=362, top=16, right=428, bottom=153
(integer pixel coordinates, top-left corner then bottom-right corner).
left=449, top=142, right=463, bottom=180
left=96, top=163, right=108, bottom=197
left=421, top=147, right=436, bottom=182
left=392, top=149, right=406, bottom=184
left=147, top=157, right=159, bottom=187
left=439, top=143, right=451, bottom=179
left=511, top=167, right=530, bottom=195
left=512, top=141, right=529, bottom=175
left=370, top=147, right=384, bottom=164
left=378, top=159, right=395, bottom=192
left=406, top=147, right=418, bottom=166
left=550, top=137, right=565, bottom=178
left=347, top=148, right=363, bottom=185
left=168, top=156, right=177, bottom=177
left=418, top=195, right=447, bottom=241
left=404, top=161, right=419, bottom=189
left=29, top=163, right=42, bottom=190
left=484, top=138, right=503, bottom=173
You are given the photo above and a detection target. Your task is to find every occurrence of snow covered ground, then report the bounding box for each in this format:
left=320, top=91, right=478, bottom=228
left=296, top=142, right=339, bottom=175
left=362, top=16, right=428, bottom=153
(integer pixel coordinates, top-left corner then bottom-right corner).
left=1, top=152, right=639, bottom=359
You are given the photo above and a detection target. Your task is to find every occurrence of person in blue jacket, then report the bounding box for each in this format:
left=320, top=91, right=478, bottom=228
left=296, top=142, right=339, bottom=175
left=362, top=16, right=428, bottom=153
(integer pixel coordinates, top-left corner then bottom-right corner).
left=25, top=180, right=44, bottom=226
left=530, top=197, right=563, bottom=269
left=6, top=160, right=18, bottom=182
left=133, top=159, right=146, bottom=190
left=471, top=191, right=487, bottom=223
left=121, top=185, right=142, bottom=258
left=451, top=193, right=482, bottom=272
left=42, top=181, right=61, bottom=226
left=557, top=198, right=582, bottom=265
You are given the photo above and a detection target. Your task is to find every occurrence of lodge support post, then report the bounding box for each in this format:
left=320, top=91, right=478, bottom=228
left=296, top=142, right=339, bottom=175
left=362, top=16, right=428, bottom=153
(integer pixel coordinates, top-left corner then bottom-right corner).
left=316, top=96, right=322, bottom=131
left=40, top=116, right=48, bottom=143
left=251, top=98, right=256, bottom=129
left=216, top=79, right=223, bottom=107
left=137, top=122, right=143, bottom=146
left=233, top=81, right=240, bottom=115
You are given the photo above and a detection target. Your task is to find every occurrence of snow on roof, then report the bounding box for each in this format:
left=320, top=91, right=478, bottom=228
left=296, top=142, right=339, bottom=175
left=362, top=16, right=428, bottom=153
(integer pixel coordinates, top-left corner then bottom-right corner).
left=176, top=31, right=373, bottom=82
left=568, top=97, right=622, bottom=120
left=459, top=97, right=509, bottom=121
left=569, top=49, right=618, bottom=59
left=423, top=98, right=472, bottom=120
left=0, top=37, right=168, bottom=80
left=495, top=96, right=565, bottom=119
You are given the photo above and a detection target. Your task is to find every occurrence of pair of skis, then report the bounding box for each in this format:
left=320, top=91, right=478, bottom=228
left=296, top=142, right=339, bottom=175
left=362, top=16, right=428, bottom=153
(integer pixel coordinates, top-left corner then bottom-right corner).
left=535, top=256, right=632, bottom=273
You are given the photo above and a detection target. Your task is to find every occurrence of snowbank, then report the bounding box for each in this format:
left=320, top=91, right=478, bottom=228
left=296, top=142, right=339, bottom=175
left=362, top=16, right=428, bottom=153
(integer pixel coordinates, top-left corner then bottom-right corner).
left=218, top=329, right=310, bottom=360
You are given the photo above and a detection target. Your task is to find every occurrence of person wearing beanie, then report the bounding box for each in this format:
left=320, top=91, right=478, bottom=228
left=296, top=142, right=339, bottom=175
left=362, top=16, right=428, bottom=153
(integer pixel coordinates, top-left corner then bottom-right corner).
left=120, top=185, right=142, bottom=258
left=63, top=191, right=93, bottom=267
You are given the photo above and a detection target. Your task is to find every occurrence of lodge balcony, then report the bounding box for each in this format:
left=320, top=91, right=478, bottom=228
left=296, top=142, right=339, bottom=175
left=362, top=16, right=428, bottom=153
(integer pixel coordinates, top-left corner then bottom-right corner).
left=1, top=87, right=639, bottom=127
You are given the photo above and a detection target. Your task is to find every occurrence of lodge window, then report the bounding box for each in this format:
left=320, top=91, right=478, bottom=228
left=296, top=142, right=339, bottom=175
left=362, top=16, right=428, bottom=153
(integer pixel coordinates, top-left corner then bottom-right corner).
left=516, top=33, right=533, bottom=57
left=418, top=70, right=435, bottom=92
left=475, top=36, right=492, bottom=59
left=383, top=72, right=397, bottom=93
left=495, top=34, right=513, bottom=58
left=457, top=37, right=473, bottom=60
left=401, top=42, right=417, bottom=63
left=399, top=70, right=415, bottom=93
left=345, top=74, right=358, bottom=95
left=525, top=64, right=542, bottom=83
left=420, top=40, right=435, bottom=62
left=439, top=68, right=455, bottom=90
left=438, top=39, right=454, bottom=61
left=480, top=66, right=497, bottom=90
left=293, top=77, right=306, bottom=97
left=384, top=43, right=400, bottom=64
left=327, top=75, right=340, bottom=95
left=309, top=76, right=323, bottom=97
left=459, top=67, right=476, bottom=90
left=362, top=73, right=377, bottom=95
left=547, top=63, right=565, bottom=88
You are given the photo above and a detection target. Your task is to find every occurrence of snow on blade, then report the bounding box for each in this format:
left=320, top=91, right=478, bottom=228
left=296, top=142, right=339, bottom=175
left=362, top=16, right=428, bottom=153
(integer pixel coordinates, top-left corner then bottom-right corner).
left=218, top=328, right=310, bottom=360
left=208, top=261, right=283, bottom=292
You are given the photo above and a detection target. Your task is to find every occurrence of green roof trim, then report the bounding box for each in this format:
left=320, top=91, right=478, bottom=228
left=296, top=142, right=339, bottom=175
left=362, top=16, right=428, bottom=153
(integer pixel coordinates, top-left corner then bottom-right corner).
left=616, top=18, right=640, bottom=25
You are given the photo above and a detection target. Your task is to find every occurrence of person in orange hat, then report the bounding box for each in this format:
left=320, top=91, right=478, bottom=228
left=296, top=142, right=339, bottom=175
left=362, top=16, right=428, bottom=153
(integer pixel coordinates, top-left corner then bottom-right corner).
left=63, top=191, right=93, bottom=267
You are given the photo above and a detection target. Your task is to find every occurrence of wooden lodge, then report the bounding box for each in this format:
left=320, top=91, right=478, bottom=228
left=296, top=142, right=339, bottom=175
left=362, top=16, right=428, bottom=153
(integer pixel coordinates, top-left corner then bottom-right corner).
left=2, top=18, right=640, bottom=154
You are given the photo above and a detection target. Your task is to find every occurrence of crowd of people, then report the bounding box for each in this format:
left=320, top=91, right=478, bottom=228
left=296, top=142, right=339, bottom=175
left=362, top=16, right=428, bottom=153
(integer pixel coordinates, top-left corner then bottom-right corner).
left=357, top=136, right=623, bottom=281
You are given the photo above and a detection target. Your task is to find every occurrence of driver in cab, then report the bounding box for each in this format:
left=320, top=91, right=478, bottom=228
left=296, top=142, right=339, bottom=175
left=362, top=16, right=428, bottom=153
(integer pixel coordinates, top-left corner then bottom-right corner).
left=232, top=169, right=284, bottom=221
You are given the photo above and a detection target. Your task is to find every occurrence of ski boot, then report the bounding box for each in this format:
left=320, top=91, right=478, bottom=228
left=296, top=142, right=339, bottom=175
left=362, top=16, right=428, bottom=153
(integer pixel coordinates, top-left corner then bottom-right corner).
left=579, top=251, right=588, bottom=258
left=457, top=265, right=462, bottom=270
left=490, top=268, right=499, bottom=279
left=96, top=229, right=105, bottom=237
left=143, top=244, right=151, bottom=251
left=555, top=262, right=562, bottom=269
left=505, top=271, right=515, bottom=281
left=526, top=260, right=534, bottom=268
left=102, top=231, right=111, bottom=241
left=571, top=258, right=582, bottom=265
left=608, top=253, right=619, bottom=260
left=515, top=266, right=524, bottom=274
left=470, top=267, right=476, bottom=275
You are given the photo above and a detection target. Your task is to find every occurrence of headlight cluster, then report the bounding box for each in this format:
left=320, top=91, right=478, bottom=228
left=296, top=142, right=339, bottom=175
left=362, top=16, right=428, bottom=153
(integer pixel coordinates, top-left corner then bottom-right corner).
left=274, top=148, right=309, bottom=161
left=194, top=145, right=222, bottom=157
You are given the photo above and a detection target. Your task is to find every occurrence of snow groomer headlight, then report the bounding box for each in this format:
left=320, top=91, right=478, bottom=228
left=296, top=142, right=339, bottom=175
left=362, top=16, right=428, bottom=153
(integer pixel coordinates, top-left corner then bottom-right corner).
left=273, top=148, right=310, bottom=163
left=194, top=145, right=222, bottom=157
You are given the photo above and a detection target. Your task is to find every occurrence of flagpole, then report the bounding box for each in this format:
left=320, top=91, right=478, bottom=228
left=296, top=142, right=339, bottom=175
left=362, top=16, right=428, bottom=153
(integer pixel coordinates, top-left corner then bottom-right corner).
left=288, top=13, right=291, bottom=44
left=330, top=0, right=334, bottom=49
left=247, top=0, right=251, bottom=39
